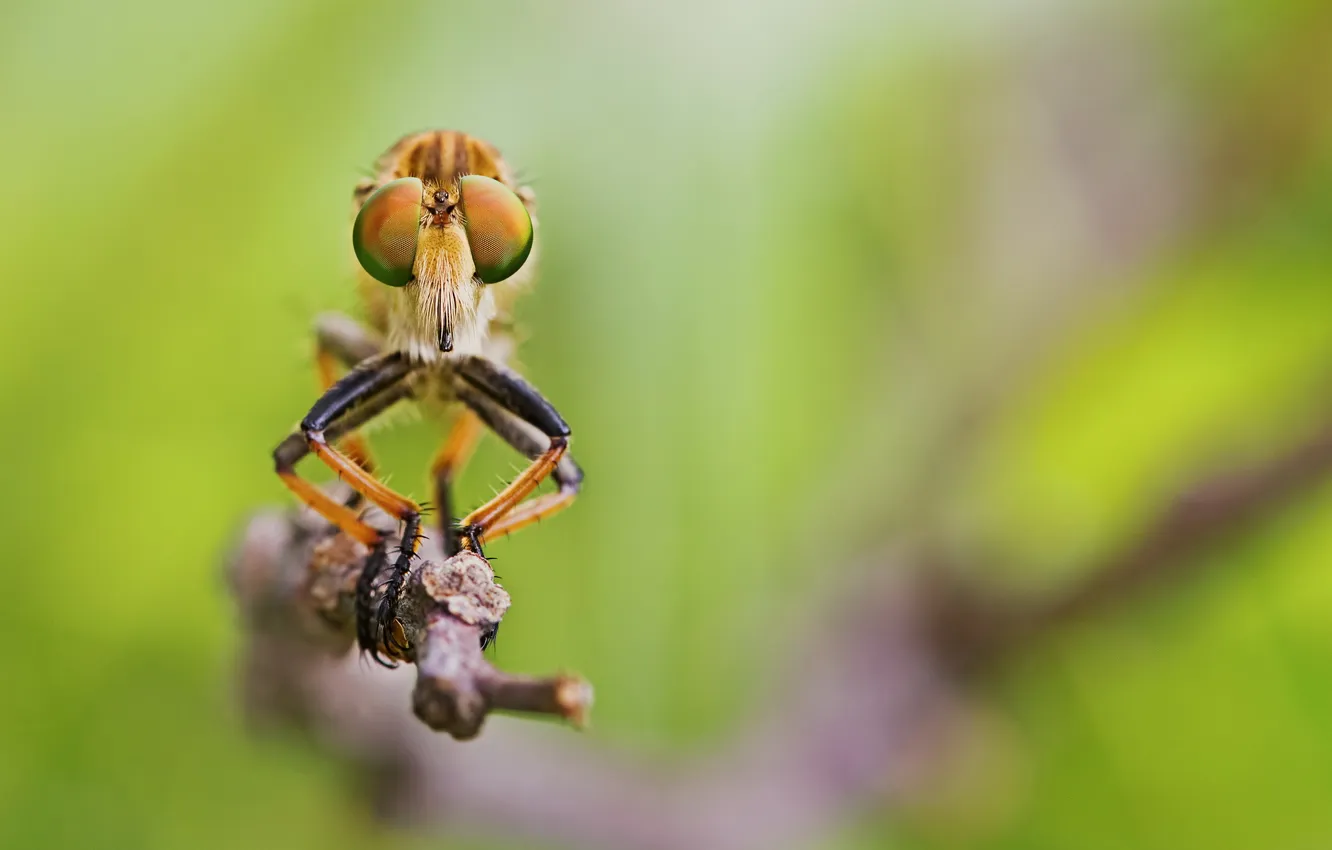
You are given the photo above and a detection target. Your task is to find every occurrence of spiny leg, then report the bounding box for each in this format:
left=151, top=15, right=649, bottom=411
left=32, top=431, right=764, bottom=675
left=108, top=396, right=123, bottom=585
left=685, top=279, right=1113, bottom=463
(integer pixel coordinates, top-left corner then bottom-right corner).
left=461, top=400, right=583, bottom=546
left=307, top=434, right=425, bottom=662
left=314, top=313, right=383, bottom=477
left=313, top=339, right=422, bottom=658
left=453, top=357, right=583, bottom=553
left=430, top=409, right=485, bottom=556
left=475, top=489, right=577, bottom=545
left=459, top=439, right=567, bottom=549
left=299, top=363, right=412, bottom=659
left=273, top=351, right=421, bottom=664
left=274, top=463, right=380, bottom=545
left=317, top=355, right=373, bottom=470
left=274, top=365, right=398, bottom=551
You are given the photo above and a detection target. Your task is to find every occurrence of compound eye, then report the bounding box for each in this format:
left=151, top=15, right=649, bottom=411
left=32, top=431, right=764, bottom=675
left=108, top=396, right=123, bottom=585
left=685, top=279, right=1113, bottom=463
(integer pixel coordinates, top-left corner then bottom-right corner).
left=459, top=175, right=533, bottom=284
left=353, top=177, right=423, bottom=287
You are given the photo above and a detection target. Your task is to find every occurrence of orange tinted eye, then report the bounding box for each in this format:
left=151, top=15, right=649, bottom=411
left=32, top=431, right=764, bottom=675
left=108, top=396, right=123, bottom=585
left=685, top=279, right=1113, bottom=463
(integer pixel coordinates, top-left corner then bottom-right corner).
left=458, top=175, right=533, bottom=284
left=353, top=177, right=423, bottom=286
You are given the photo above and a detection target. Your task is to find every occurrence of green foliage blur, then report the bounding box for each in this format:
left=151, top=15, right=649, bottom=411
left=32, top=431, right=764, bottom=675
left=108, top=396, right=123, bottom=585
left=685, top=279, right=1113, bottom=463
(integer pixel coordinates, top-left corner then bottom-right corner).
left=2, top=0, right=1331, bottom=847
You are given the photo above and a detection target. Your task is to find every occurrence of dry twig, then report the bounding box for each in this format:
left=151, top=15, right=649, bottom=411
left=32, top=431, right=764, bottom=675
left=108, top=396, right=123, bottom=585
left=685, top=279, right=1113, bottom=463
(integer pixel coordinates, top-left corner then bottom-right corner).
left=230, top=498, right=591, bottom=741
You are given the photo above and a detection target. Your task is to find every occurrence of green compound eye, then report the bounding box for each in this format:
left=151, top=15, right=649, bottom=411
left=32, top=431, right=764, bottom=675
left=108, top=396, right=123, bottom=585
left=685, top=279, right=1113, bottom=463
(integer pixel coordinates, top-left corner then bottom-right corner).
left=459, top=175, right=533, bottom=284
left=353, top=177, right=423, bottom=287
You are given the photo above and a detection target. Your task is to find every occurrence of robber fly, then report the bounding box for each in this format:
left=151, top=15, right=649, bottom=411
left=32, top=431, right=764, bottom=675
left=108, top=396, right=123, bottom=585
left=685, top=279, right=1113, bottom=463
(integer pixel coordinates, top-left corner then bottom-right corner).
left=272, top=130, right=582, bottom=665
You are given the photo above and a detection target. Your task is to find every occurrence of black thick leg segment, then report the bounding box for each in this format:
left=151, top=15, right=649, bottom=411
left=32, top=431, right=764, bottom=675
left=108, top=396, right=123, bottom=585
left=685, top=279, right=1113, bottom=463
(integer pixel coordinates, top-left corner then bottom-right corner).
left=324, top=382, right=412, bottom=445
left=272, top=349, right=420, bottom=664
left=274, top=383, right=411, bottom=518
left=450, top=362, right=581, bottom=554
left=454, top=383, right=545, bottom=455
left=303, top=352, right=410, bottom=433
left=312, top=319, right=390, bottom=510
left=274, top=353, right=413, bottom=475
left=455, top=356, right=570, bottom=438
left=455, top=383, right=584, bottom=492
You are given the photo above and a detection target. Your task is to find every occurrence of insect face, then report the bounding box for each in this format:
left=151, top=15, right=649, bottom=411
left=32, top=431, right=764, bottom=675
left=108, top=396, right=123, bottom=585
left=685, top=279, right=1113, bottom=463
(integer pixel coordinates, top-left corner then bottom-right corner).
left=353, top=174, right=533, bottom=354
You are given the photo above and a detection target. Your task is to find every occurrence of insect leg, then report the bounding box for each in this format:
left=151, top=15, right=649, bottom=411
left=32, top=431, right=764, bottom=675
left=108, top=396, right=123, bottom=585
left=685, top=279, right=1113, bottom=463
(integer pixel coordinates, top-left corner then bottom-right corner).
left=471, top=488, right=579, bottom=544
left=453, top=383, right=583, bottom=544
left=452, top=357, right=583, bottom=551
left=429, top=410, right=485, bottom=556
left=272, top=351, right=421, bottom=664
left=314, top=313, right=383, bottom=474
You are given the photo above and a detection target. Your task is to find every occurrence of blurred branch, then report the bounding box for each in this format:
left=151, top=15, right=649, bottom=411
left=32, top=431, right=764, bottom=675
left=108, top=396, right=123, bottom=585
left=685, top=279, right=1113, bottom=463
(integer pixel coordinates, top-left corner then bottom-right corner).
left=226, top=397, right=1332, bottom=850
left=1202, top=3, right=1332, bottom=222
left=944, top=414, right=1332, bottom=659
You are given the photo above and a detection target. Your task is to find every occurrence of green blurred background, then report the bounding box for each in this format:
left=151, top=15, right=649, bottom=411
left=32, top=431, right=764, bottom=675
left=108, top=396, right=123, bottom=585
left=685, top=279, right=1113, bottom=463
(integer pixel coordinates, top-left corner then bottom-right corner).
left=3, top=0, right=1332, bottom=847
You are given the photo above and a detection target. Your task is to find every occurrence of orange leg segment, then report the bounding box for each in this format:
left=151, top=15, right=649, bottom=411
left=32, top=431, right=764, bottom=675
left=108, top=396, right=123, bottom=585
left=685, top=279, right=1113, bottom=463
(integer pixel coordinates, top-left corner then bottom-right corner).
left=459, top=437, right=567, bottom=550
left=431, top=410, right=486, bottom=552
left=431, top=409, right=485, bottom=480
left=477, top=488, right=577, bottom=545
left=310, top=436, right=421, bottom=520
left=297, top=431, right=423, bottom=665
left=273, top=346, right=418, bottom=666
left=278, top=470, right=381, bottom=546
